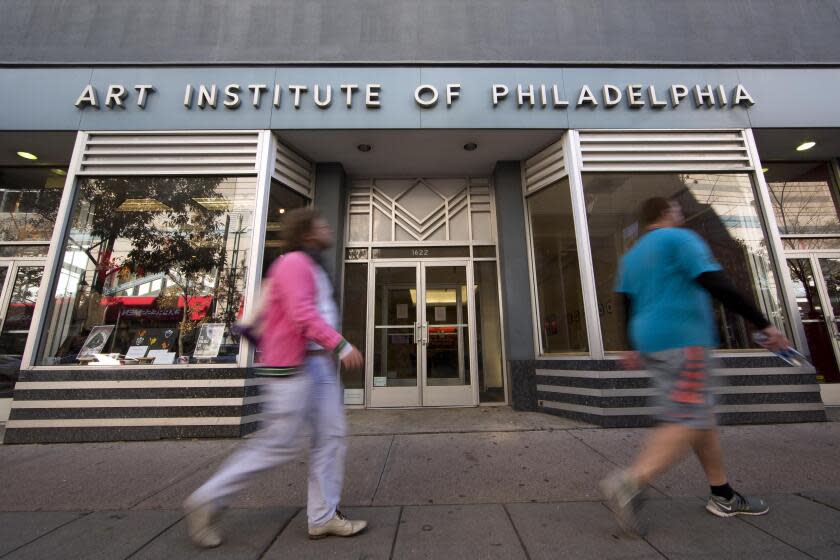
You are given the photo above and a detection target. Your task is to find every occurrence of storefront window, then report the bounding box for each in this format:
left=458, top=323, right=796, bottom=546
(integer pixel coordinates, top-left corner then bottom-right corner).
left=0, top=167, right=64, bottom=242
left=262, top=180, right=309, bottom=275
left=526, top=178, right=588, bottom=353
left=762, top=162, right=840, bottom=250
left=583, top=173, right=786, bottom=351
left=37, top=176, right=256, bottom=366
left=340, top=263, right=367, bottom=394
left=475, top=261, right=504, bottom=402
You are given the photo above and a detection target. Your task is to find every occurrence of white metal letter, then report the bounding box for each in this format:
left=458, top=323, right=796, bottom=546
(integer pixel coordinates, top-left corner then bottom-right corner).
left=183, top=84, right=194, bottom=108
left=366, top=84, right=381, bottom=108
left=717, top=84, right=729, bottom=106
left=552, top=84, right=569, bottom=107
left=197, top=84, right=218, bottom=109
left=577, top=85, right=598, bottom=106
left=517, top=84, right=535, bottom=106
left=492, top=84, right=509, bottom=106
left=627, top=85, right=644, bottom=107
left=248, top=84, right=268, bottom=107
left=314, top=84, right=333, bottom=108
left=288, top=85, right=307, bottom=109
left=446, top=83, right=461, bottom=106
left=74, top=85, right=99, bottom=109
left=694, top=84, right=715, bottom=107
left=273, top=83, right=281, bottom=108
left=415, top=84, right=439, bottom=107
left=340, top=84, right=359, bottom=107
left=104, top=84, right=127, bottom=108
left=602, top=84, right=622, bottom=107
left=134, top=85, right=155, bottom=108
left=224, top=84, right=242, bottom=108
left=733, top=84, right=756, bottom=106
left=648, top=85, right=667, bottom=108
left=670, top=84, right=689, bottom=106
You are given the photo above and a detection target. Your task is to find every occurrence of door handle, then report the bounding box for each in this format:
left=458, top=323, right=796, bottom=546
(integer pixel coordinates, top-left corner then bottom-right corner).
left=422, top=322, right=429, bottom=345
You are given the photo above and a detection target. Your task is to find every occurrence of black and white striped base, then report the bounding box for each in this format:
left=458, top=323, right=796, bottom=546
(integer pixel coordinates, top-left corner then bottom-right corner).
left=532, top=357, right=827, bottom=427
left=3, top=368, right=264, bottom=444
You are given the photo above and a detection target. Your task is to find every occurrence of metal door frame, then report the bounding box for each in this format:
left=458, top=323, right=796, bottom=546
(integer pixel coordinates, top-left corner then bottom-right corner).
left=419, top=259, right=478, bottom=407
left=366, top=259, right=478, bottom=408
left=367, top=260, right=422, bottom=408
left=0, top=258, right=47, bottom=335
left=785, top=251, right=840, bottom=371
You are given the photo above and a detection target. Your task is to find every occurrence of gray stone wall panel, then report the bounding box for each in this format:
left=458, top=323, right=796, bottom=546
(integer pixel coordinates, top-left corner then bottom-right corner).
left=2, top=1, right=839, bottom=65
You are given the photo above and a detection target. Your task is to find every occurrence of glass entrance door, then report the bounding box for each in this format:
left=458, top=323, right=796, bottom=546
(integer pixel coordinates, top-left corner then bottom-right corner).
left=0, top=260, right=45, bottom=421
left=787, top=255, right=840, bottom=383
left=367, top=260, right=476, bottom=407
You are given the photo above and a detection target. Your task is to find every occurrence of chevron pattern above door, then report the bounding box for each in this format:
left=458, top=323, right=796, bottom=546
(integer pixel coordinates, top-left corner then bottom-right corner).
left=347, top=178, right=494, bottom=244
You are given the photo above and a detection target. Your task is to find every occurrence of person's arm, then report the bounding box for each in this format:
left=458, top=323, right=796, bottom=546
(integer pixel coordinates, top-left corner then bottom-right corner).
left=280, top=253, right=349, bottom=356
left=619, top=292, right=633, bottom=347
left=617, top=291, right=643, bottom=369
left=694, top=270, right=770, bottom=329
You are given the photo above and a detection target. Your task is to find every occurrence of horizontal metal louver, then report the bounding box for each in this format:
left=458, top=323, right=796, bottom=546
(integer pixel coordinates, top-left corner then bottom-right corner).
left=273, top=140, right=314, bottom=197
left=78, top=131, right=261, bottom=175
left=524, top=138, right=567, bottom=194
left=578, top=130, right=752, bottom=172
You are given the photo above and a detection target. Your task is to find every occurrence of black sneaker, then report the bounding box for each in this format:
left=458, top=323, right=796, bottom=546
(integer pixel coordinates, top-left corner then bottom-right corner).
left=706, top=492, right=769, bottom=517
left=600, top=471, right=646, bottom=537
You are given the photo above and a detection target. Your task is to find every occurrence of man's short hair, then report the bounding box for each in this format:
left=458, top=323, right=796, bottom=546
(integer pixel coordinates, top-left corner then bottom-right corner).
left=639, top=197, right=673, bottom=227
left=281, top=207, right=322, bottom=250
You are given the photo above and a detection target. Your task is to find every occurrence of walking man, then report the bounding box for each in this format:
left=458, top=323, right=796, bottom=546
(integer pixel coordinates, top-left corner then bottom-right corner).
left=601, top=197, right=790, bottom=536
left=184, top=208, right=366, bottom=548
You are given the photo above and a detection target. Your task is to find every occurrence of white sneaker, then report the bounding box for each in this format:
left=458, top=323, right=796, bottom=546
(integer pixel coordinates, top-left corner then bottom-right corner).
left=308, top=510, right=368, bottom=540
left=183, top=496, right=223, bottom=548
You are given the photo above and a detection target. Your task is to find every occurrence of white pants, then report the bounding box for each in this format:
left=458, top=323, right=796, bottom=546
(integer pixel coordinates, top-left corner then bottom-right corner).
left=191, top=355, right=347, bottom=527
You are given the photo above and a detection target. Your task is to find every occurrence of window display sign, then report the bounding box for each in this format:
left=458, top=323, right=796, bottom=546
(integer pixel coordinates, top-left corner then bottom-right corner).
left=133, top=328, right=177, bottom=351
left=147, top=349, right=176, bottom=364
left=124, top=345, right=149, bottom=360
left=77, top=325, right=115, bottom=360
left=193, top=323, right=225, bottom=359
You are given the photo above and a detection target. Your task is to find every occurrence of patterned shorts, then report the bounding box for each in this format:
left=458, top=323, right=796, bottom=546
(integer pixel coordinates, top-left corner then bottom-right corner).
left=642, top=346, right=717, bottom=429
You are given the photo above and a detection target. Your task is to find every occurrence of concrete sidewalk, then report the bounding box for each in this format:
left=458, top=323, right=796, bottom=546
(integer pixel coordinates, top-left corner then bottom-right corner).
left=1, top=408, right=839, bottom=558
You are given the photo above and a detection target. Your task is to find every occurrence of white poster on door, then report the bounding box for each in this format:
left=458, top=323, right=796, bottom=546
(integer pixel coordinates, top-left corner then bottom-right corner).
left=396, top=303, right=409, bottom=319
left=434, top=306, right=447, bottom=321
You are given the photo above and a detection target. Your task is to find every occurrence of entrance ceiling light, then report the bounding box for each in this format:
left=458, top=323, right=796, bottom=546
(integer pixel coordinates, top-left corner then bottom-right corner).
left=357, top=144, right=372, bottom=152
left=50, top=168, right=67, bottom=176
left=796, top=141, right=816, bottom=152
left=463, top=143, right=478, bottom=151
left=16, top=151, right=38, bottom=160
left=761, top=167, right=768, bottom=173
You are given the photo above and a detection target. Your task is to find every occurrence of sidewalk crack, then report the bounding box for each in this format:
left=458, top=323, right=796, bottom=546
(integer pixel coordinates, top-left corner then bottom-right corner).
left=736, top=515, right=819, bottom=560
left=371, top=434, right=395, bottom=505
left=388, top=506, right=404, bottom=560
left=126, top=452, right=223, bottom=510
left=257, top=507, right=301, bottom=560
left=567, top=430, right=668, bottom=498
left=0, top=512, right=91, bottom=559
left=502, top=503, right=532, bottom=560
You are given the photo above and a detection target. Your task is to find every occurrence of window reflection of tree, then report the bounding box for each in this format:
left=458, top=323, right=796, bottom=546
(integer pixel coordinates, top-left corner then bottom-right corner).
left=64, top=176, right=246, bottom=358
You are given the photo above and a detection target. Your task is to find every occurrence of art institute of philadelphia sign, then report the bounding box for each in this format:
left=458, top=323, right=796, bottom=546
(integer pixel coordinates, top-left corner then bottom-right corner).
left=74, top=81, right=756, bottom=111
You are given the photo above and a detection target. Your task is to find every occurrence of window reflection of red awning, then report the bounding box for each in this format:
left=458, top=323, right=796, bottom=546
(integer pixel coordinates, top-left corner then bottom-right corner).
left=101, top=295, right=212, bottom=322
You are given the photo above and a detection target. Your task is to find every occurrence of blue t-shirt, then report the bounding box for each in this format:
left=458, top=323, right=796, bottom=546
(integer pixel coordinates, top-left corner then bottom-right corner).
left=615, top=227, right=722, bottom=353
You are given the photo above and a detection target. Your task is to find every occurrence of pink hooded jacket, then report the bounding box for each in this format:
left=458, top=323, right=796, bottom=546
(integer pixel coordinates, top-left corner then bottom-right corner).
left=257, top=251, right=347, bottom=371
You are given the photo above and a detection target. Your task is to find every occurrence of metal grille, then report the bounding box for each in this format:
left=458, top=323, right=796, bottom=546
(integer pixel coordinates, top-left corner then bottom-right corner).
left=77, top=131, right=262, bottom=175
left=524, top=138, right=567, bottom=195
left=346, top=178, right=494, bottom=243
left=577, top=130, right=752, bottom=172
left=273, top=140, right=314, bottom=197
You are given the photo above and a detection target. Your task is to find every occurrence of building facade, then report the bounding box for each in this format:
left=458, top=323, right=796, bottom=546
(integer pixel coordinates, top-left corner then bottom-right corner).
left=0, top=1, right=838, bottom=442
